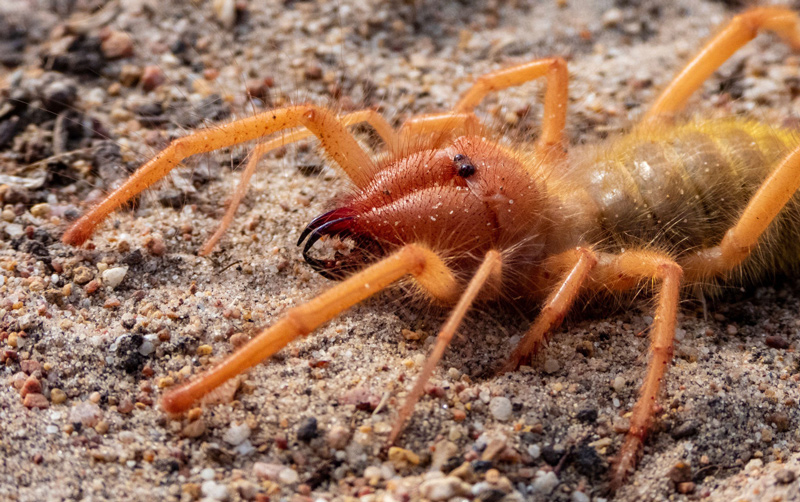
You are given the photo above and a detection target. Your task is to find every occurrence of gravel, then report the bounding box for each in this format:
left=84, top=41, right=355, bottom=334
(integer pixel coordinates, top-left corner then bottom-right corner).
left=2, top=1, right=800, bottom=502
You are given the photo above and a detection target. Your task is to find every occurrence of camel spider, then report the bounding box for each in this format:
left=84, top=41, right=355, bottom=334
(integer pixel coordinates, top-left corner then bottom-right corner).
left=60, top=6, right=800, bottom=490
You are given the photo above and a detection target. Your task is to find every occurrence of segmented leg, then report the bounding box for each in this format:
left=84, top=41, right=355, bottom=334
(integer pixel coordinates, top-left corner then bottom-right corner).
left=682, top=143, right=800, bottom=279
left=499, top=247, right=597, bottom=372
left=62, top=105, right=377, bottom=246
left=388, top=250, right=503, bottom=445
left=200, top=109, right=399, bottom=255
left=395, top=112, right=483, bottom=152
left=588, top=251, right=683, bottom=491
left=161, top=243, right=460, bottom=413
left=644, top=6, right=800, bottom=122
left=454, top=57, right=569, bottom=156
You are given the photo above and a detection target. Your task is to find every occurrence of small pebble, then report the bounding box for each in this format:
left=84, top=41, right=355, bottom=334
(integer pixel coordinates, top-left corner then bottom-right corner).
left=142, top=66, right=166, bottom=91
left=101, top=266, right=128, bottom=289
left=277, top=468, right=299, bottom=485
left=101, top=31, right=134, bottom=59
left=296, top=417, right=318, bottom=442
left=23, top=393, right=49, bottom=409
left=30, top=203, right=51, bottom=218
left=488, top=396, right=512, bottom=421
left=69, top=401, right=102, bottom=427
left=20, top=375, right=42, bottom=398
left=223, top=422, right=251, bottom=446
left=181, top=419, right=206, bottom=438
left=532, top=470, right=559, bottom=495
left=253, top=462, right=285, bottom=481
left=419, top=476, right=470, bottom=501
left=612, top=375, right=625, bottom=392
left=326, top=425, right=351, bottom=449
left=543, top=359, right=560, bottom=374
left=200, top=480, right=228, bottom=501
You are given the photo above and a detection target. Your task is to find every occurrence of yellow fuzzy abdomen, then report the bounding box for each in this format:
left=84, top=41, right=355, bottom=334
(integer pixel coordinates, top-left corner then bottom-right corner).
left=570, top=119, right=800, bottom=282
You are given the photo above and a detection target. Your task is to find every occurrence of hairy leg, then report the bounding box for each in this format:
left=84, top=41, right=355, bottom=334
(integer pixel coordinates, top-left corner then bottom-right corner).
left=454, top=57, right=569, bottom=156
left=588, top=251, right=683, bottom=491
left=500, top=247, right=597, bottom=372
left=62, top=104, right=378, bottom=246
left=200, top=109, right=399, bottom=255
left=643, top=6, right=800, bottom=122
left=388, top=250, right=503, bottom=445
left=161, top=243, right=460, bottom=414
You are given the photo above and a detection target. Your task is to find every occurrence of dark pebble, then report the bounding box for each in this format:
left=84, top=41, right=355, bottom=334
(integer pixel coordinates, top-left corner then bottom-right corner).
left=116, top=334, right=146, bottom=374
left=470, top=460, right=493, bottom=473
left=765, top=335, right=790, bottom=349
left=47, top=36, right=106, bottom=75
left=41, top=81, right=78, bottom=113
left=296, top=417, right=318, bottom=442
left=121, top=249, right=144, bottom=266
left=666, top=461, right=692, bottom=484
left=0, top=116, right=20, bottom=148
left=670, top=421, right=698, bottom=440
left=571, top=445, right=607, bottom=478
left=576, top=408, right=598, bottom=423
left=775, top=469, right=796, bottom=484
left=541, top=444, right=565, bottom=466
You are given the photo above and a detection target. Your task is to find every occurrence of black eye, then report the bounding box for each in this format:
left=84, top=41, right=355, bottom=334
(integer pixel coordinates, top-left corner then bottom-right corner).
left=453, top=154, right=476, bottom=178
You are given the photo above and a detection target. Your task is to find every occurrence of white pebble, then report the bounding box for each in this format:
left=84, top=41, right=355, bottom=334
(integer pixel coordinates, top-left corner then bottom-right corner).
left=420, top=477, right=469, bottom=501
left=4, top=224, right=23, bottom=238
left=253, top=462, right=284, bottom=481
left=46, top=425, right=59, bottom=434
left=527, top=444, right=541, bottom=459
left=138, top=340, right=155, bottom=356
left=489, top=396, right=512, bottom=421
left=201, top=480, right=228, bottom=500
left=68, top=401, right=102, bottom=427
left=223, top=422, right=251, bottom=446
left=200, top=467, right=216, bottom=480
left=277, top=468, right=299, bottom=485
left=234, top=440, right=255, bottom=456
left=532, top=470, right=559, bottom=495
left=101, top=266, right=128, bottom=289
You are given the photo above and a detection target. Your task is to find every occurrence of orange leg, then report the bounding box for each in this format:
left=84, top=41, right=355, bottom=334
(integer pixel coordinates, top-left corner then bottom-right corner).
left=682, top=142, right=800, bottom=280
left=499, top=247, right=597, bottom=373
left=388, top=249, right=503, bottom=445
left=161, top=243, right=460, bottom=414
left=395, top=112, right=483, bottom=152
left=644, top=6, right=800, bottom=122
left=200, top=109, right=399, bottom=255
left=587, top=251, right=683, bottom=491
left=62, top=105, right=377, bottom=247
left=454, top=57, right=569, bottom=156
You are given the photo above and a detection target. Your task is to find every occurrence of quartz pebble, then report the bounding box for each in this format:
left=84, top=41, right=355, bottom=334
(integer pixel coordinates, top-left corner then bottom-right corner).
left=69, top=401, right=102, bottom=427
left=101, top=266, right=128, bottom=289
left=489, top=396, right=512, bottom=421
left=532, top=470, right=559, bottom=495
left=277, top=468, right=299, bottom=485
left=419, top=476, right=470, bottom=501
left=200, top=480, right=228, bottom=500
left=223, top=422, right=251, bottom=446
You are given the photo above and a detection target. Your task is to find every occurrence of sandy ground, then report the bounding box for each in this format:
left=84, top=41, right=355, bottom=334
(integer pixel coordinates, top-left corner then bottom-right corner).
left=2, top=0, right=800, bottom=501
